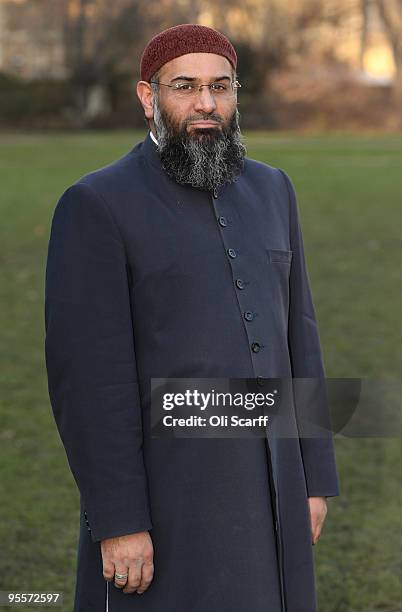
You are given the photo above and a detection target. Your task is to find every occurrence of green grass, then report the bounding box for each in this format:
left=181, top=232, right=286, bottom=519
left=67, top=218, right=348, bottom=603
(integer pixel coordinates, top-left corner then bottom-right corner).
left=0, top=130, right=401, bottom=611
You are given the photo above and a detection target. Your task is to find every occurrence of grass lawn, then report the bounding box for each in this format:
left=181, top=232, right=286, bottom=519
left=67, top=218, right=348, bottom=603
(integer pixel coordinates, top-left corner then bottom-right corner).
left=0, top=130, right=401, bottom=611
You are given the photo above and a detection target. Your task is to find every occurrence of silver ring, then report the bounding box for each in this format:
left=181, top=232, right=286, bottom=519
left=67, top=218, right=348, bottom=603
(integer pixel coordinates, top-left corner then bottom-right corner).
left=115, top=572, right=128, bottom=581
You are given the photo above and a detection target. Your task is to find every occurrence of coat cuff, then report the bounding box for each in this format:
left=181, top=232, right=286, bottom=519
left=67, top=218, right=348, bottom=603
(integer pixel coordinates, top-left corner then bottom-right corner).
left=84, top=489, right=153, bottom=543
left=301, top=438, right=341, bottom=498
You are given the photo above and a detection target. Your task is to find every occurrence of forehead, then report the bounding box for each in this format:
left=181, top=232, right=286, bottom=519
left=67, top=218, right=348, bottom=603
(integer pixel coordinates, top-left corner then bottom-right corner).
left=159, top=53, right=233, bottom=80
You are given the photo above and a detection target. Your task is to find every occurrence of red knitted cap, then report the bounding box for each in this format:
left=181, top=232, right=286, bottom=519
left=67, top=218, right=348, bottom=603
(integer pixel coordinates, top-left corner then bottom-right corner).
left=140, top=23, right=237, bottom=82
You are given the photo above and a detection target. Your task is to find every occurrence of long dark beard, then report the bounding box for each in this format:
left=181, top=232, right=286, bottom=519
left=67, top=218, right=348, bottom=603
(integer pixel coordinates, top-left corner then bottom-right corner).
left=153, top=99, right=246, bottom=192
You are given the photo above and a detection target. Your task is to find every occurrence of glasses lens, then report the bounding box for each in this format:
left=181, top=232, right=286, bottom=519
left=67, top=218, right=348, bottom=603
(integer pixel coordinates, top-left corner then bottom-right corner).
left=173, top=82, right=238, bottom=98
left=175, top=84, right=193, bottom=94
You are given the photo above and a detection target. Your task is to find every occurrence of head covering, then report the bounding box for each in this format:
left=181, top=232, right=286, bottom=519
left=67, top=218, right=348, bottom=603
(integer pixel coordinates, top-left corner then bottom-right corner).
left=140, top=23, right=237, bottom=83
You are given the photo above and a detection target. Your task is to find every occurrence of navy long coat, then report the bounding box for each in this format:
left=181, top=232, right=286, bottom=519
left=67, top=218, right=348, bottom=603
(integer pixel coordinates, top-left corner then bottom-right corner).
left=45, top=131, right=340, bottom=612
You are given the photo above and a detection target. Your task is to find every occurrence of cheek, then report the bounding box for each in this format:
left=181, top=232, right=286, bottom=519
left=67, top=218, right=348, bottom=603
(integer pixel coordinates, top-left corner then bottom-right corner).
left=220, top=102, right=237, bottom=124
left=165, top=102, right=192, bottom=128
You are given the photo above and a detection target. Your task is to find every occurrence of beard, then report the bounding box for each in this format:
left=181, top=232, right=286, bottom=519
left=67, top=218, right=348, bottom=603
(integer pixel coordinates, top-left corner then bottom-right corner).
left=152, top=97, right=247, bottom=192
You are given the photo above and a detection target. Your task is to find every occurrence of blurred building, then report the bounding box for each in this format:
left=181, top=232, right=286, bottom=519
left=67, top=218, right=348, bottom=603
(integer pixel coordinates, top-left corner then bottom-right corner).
left=0, top=0, right=68, bottom=79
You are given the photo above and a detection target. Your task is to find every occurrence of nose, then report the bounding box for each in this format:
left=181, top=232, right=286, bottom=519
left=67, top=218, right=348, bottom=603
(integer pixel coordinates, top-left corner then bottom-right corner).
left=193, top=86, right=217, bottom=114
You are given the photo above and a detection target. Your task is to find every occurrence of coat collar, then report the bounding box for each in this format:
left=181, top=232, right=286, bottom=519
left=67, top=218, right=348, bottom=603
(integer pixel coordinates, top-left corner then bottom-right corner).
left=140, top=130, right=163, bottom=171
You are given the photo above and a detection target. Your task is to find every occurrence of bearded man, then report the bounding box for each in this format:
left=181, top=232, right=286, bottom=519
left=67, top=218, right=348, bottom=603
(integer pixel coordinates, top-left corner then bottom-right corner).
left=45, top=23, right=340, bottom=612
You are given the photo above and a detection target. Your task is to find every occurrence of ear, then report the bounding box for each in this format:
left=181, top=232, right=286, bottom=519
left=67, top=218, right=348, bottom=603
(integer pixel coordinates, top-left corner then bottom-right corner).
left=136, top=81, right=154, bottom=120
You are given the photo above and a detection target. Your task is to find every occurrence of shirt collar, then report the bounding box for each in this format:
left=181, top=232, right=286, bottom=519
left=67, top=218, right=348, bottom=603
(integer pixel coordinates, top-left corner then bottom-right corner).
left=149, top=130, right=159, bottom=145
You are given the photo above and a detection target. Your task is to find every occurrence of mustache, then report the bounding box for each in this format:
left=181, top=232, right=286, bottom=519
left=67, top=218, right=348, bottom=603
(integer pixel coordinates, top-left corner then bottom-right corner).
left=186, top=115, right=223, bottom=124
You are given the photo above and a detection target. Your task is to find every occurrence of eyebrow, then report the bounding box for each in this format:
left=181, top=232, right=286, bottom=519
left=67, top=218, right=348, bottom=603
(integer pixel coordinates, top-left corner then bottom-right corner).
left=170, top=75, right=232, bottom=83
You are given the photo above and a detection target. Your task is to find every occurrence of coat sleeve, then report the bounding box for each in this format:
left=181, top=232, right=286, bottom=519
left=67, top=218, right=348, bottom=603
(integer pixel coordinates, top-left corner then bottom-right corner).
left=278, top=168, right=340, bottom=498
left=44, top=182, right=153, bottom=542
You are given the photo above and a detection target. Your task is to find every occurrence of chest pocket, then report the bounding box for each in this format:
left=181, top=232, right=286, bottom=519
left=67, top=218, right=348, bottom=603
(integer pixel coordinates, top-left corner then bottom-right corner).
left=267, top=249, right=293, bottom=264
left=265, top=249, right=292, bottom=329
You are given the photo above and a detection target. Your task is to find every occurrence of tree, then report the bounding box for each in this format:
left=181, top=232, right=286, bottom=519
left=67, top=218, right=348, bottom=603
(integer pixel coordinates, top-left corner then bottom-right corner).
left=63, top=0, right=154, bottom=121
left=375, top=0, right=402, bottom=98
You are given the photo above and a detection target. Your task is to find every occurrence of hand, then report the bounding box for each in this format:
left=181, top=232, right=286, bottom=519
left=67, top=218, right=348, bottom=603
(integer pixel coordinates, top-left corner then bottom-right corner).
left=308, top=496, right=327, bottom=545
left=101, top=531, right=154, bottom=594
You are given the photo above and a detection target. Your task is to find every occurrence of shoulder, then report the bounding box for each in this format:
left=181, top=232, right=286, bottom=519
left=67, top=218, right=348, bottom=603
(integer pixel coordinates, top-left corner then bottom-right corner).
left=54, top=141, right=144, bottom=219
left=242, top=156, right=296, bottom=203
left=74, top=141, right=143, bottom=195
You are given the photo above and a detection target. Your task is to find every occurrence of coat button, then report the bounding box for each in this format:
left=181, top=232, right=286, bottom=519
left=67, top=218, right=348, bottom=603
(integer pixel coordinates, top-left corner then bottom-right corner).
left=251, top=342, right=261, bottom=353
left=227, top=248, right=237, bottom=258
left=257, top=377, right=265, bottom=387
left=218, top=216, right=227, bottom=227
left=244, top=311, right=254, bottom=321
left=235, top=278, right=245, bottom=290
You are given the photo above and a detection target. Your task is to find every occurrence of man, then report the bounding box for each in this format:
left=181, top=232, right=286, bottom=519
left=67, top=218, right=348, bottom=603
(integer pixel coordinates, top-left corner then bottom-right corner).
left=45, top=23, right=340, bottom=612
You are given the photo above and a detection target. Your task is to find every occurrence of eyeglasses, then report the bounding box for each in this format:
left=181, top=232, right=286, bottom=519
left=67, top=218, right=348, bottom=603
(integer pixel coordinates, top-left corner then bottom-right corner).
left=149, top=80, right=241, bottom=99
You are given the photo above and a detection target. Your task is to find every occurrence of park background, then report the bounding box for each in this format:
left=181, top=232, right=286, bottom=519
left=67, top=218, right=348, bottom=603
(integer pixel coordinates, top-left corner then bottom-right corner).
left=0, top=1, right=402, bottom=611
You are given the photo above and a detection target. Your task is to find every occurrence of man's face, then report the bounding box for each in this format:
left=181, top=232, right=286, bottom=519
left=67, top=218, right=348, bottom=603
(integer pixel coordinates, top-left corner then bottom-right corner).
left=148, top=52, right=246, bottom=191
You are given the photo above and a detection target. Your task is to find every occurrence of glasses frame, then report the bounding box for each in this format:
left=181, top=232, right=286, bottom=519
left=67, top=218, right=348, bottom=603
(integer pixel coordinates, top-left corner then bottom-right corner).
left=149, top=79, right=242, bottom=97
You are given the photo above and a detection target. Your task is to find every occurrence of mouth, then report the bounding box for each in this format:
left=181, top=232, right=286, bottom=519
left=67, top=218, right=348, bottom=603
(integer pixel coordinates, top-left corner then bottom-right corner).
left=189, top=121, right=220, bottom=128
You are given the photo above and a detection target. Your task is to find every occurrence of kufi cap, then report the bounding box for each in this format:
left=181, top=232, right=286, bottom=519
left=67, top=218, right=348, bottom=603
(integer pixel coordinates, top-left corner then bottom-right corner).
left=140, top=23, right=237, bottom=82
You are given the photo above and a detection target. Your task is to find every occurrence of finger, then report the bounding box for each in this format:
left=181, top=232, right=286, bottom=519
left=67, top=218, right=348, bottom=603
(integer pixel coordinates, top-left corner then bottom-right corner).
left=310, top=512, right=324, bottom=537
left=136, top=561, right=154, bottom=594
left=311, top=521, right=317, bottom=544
left=114, top=566, right=129, bottom=589
left=312, top=525, right=322, bottom=545
left=310, top=516, right=316, bottom=541
left=103, top=560, right=115, bottom=582
left=123, top=559, right=142, bottom=594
